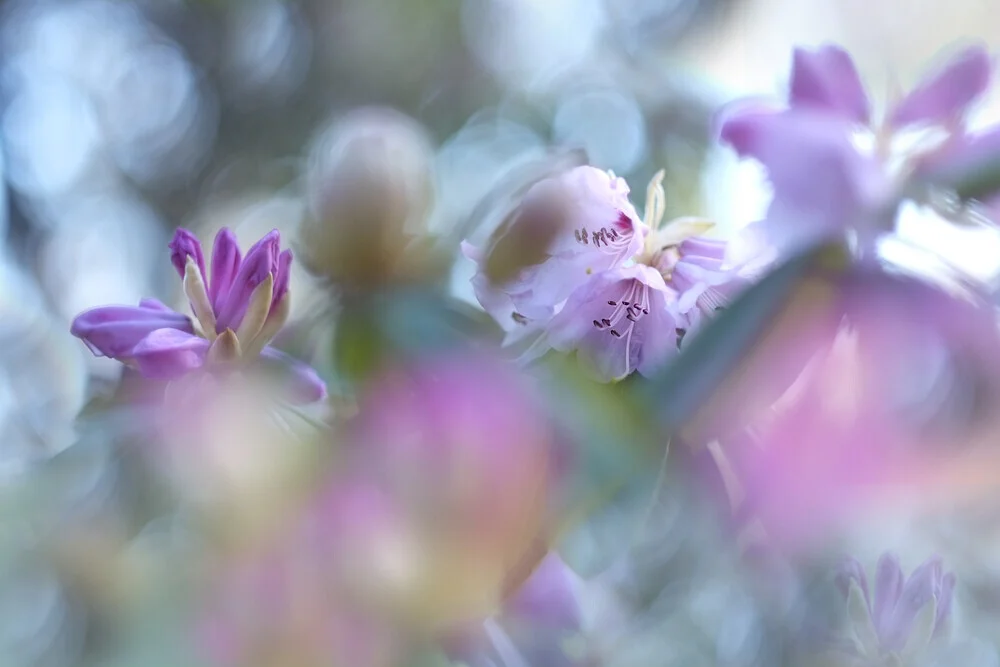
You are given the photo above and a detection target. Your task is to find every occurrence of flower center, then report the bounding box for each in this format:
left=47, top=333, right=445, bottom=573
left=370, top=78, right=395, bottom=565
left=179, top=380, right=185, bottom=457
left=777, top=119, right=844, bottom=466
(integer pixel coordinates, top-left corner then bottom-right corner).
left=591, top=280, right=650, bottom=340
left=182, top=256, right=288, bottom=361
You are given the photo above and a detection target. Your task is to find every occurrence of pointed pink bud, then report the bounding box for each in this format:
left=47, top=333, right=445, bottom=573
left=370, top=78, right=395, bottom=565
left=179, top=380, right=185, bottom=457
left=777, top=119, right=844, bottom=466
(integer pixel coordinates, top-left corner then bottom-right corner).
left=169, top=228, right=207, bottom=283
left=209, top=228, right=242, bottom=312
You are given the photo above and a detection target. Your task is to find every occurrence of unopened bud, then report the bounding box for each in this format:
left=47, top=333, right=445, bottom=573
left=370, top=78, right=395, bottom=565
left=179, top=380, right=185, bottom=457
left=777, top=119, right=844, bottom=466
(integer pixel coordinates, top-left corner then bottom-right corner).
left=299, top=106, right=436, bottom=286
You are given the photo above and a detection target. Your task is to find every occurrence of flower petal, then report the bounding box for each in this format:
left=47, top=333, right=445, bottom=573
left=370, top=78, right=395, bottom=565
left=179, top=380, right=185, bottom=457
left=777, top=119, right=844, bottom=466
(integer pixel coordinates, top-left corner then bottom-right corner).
left=463, top=241, right=551, bottom=334
left=847, top=579, right=882, bottom=657
left=546, top=265, right=676, bottom=382
left=789, top=45, right=870, bottom=123
left=835, top=558, right=871, bottom=607
left=209, top=228, right=243, bottom=313
left=270, top=249, right=293, bottom=315
left=891, top=45, right=993, bottom=128
left=914, top=126, right=1000, bottom=197
left=138, top=298, right=177, bottom=312
left=215, top=230, right=280, bottom=332
left=132, top=328, right=210, bottom=379
left=71, top=303, right=193, bottom=359
left=259, top=346, right=328, bottom=404
left=720, top=107, right=888, bottom=252
left=169, top=228, right=207, bottom=283
left=934, top=571, right=956, bottom=637
left=882, top=557, right=942, bottom=651
left=679, top=236, right=728, bottom=262
left=503, top=552, right=581, bottom=631
left=473, top=166, right=646, bottom=323
left=872, top=552, right=905, bottom=639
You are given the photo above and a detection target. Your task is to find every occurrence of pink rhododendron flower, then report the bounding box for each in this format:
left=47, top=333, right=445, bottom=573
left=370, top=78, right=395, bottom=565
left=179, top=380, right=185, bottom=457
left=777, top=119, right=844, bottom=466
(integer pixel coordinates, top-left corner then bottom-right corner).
left=71, top=227, right=325, bottom=403
left=463, top=165, right=646, bottom=330
left=545, top=264, right=680, bottom=382
left=719, top=43, right=997, bottom=255
left=464, top=168, right=753, bottom=381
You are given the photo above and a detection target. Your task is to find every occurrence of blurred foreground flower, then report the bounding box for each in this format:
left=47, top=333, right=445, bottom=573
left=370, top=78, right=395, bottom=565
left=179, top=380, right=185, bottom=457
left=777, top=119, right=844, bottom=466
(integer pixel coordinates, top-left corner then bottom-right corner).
left=720, top=43, right=997, bottom=256
left=464, top=166, right=752, bottom=381
left=821, top=554, right=954, bottom=666
left=153, top=370, right=328, bottom=550
left=685, top=266, right=1000, bottom=550
left=71, top=227, right=325, bottom=403
left=445, top=551, right=588, bottom=667
left=347, top=354, right=556, bottom=629
left=198, top=355, right=561, bottom=665
left=200, top=496, right=407, bottom=667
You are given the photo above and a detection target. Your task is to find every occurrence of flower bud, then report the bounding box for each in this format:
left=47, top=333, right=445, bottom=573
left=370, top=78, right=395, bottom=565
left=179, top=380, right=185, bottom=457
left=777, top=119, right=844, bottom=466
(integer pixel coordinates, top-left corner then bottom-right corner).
left=299, top=106, right=436, bottom=286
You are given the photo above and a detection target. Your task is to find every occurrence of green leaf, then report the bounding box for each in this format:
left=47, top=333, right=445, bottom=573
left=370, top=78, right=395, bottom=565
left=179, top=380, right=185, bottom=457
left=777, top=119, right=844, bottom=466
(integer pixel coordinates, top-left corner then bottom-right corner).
left=952, top=156, right=1000, bottom=203
left=373, top=288, right=497, bottom=354
left=332, top=301, right=386, bottom=386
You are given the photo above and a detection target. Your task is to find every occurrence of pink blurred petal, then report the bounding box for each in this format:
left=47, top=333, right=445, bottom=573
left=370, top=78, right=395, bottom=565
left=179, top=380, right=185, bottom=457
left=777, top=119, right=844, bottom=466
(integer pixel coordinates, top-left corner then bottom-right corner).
left=504, top=552, right=581, bottom=630
left=872, top=553, right=905, bottom=639
left=720, top=107, right=889, bottom=253
left=881, top=557, right=943, bottom=650
left=789, top=45, right=870, bottom=123
left=353, top=354, right=552, bottom=563
left=914, top=126, right=1000, bottom=194
left=890, top=45, right=993, bottom=128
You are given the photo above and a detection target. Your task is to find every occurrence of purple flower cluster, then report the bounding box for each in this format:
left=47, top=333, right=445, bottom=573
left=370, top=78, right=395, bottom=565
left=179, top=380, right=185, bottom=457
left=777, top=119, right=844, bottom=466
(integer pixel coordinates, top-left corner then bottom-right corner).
left=720, top=43, right=998, bottom=257
left=464, top=167, right=750, bottom=382
left=71, top=227, right=326, bottom=403
left=832, top=554, right=955, bottom=663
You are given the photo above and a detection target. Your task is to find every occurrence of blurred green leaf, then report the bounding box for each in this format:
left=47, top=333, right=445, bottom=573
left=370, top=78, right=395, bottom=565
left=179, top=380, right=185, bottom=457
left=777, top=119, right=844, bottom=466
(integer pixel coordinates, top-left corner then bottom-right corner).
left=954, top=157, right=1000, bottom=203
left=374, top=288, right=497, bottom=354
left=332, top=300, right=387, bottom=386
left=333, top=288, right=498, bottom=387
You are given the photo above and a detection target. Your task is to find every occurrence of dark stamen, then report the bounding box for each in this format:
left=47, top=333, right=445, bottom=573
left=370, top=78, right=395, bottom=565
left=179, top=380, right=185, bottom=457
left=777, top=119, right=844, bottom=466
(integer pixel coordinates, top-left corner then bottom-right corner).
left=608, top=301, right=617, bottom=306
left=610, top=329, right=622, bottom=337
left=601, top=318, right=611, bottom=326
left=593, top=319, right=603, bottom=328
